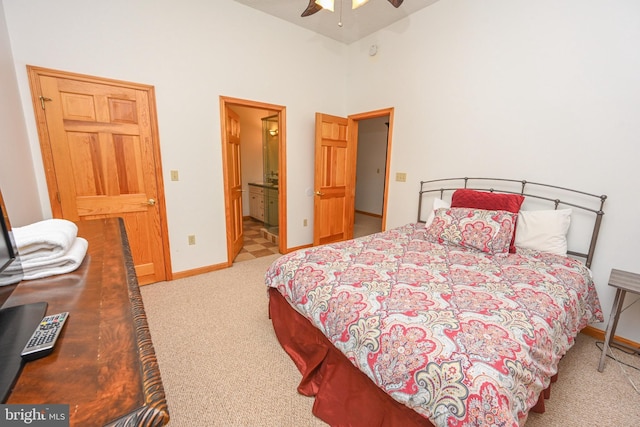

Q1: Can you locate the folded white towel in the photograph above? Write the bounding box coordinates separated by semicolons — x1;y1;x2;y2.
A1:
13;219;78;262
21;237;88;280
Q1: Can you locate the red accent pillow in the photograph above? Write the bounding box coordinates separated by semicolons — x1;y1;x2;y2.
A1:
451;189;525;253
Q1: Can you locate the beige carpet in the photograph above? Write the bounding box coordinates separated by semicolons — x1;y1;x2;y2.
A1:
140;254;640;426
353;212;382;238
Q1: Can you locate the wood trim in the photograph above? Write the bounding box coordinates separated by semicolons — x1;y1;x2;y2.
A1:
581;325;605;340
355;210;383;218
171;262;229;280
581;325;640;349
383;109;394;232
284;243;313;254
278;110;287;253
27;67;61;217
219;100;233;267
144;85;172;281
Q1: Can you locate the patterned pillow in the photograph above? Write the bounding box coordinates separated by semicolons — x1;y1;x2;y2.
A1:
451;189;525;253
425;207;517;254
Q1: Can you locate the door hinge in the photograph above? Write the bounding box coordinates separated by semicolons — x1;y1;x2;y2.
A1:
56;192;61;203
39;95;52;110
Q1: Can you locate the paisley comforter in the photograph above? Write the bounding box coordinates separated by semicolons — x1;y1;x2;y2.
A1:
265;223;603;427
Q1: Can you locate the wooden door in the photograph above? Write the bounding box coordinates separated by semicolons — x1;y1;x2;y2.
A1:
224;107;244;260
27;66;169;285
313;113;357;245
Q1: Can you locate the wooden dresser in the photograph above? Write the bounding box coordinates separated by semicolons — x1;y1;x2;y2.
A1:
5;218;169;427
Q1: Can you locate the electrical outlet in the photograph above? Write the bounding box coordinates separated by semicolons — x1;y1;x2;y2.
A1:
170;170;179;181
396;172;407;182
303;219;308;227
188;234;196;245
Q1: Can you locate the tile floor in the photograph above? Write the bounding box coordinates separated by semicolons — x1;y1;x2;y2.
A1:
234;218;281;263
235;213;382;263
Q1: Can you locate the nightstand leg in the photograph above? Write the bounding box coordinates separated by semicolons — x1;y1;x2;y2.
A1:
598;289;626;372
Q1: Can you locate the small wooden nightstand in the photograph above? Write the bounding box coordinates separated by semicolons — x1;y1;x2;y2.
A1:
598;269;640;372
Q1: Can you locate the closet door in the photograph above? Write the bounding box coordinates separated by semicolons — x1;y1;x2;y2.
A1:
28;66;170;285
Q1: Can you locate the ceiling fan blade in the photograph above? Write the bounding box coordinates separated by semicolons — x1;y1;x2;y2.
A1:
387;0;404;7
301;0;323;17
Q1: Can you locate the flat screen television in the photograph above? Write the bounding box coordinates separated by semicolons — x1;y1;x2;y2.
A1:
0;188;23;288
0;188;48;402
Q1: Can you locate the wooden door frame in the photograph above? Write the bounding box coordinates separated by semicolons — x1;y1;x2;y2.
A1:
26;65;173;281
219;96;287;265
349;107;394;232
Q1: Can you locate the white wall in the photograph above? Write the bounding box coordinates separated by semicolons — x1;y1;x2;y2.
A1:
1;0;348;272
355;116;388;215
0;3;40;225
347;0;640;341
3;0;640;341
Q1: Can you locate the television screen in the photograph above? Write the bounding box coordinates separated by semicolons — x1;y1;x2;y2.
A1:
0;188;22;296
0;188;41;403
0;227;11;271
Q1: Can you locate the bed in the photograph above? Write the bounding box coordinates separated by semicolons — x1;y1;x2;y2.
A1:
266;177;607;427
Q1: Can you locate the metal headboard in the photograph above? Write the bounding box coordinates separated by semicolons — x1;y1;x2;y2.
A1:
417;177;607;269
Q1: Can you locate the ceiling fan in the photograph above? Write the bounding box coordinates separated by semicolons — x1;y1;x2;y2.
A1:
302;0;404;17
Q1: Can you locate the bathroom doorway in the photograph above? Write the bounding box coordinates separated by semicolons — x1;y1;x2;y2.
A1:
219;96;286;265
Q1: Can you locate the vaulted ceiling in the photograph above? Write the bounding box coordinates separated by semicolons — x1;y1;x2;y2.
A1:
233;0;440;44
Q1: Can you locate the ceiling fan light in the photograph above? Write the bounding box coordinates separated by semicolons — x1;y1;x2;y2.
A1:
315;0;335;12
352;0;370;9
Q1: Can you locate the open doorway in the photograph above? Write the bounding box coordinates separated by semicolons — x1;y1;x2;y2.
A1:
219;97;287;265
350;108;393;239
353;115;389;238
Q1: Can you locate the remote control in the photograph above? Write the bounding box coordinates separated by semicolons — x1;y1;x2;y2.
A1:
21;312;69;361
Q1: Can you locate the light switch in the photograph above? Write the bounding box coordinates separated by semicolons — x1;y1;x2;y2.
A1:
170;170;179;181
396;172;407;182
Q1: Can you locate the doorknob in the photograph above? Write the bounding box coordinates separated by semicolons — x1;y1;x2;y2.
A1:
147;198;156;206
315;191;325;196
39;95;52;110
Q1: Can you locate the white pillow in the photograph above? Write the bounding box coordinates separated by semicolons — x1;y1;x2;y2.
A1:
425;198;451;227
514;209;572;255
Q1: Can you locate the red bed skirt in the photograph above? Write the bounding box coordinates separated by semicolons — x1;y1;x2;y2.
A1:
268;287;556;426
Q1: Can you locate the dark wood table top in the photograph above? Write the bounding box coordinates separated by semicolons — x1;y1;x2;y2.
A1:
5;218;169;427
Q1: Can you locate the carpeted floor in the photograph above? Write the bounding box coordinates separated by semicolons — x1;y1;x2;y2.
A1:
140;254;640;426
353;212;382;238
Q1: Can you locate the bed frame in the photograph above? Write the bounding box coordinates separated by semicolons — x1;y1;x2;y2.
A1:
417;177;607;268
